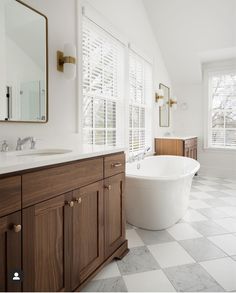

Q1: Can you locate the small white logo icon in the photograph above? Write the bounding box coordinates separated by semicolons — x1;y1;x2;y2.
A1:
13;272;20;281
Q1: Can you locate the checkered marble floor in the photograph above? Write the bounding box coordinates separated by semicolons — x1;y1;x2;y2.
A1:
82;176;236;292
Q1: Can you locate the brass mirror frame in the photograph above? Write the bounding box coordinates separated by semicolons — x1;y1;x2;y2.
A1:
0;0;49;123
159;83;170;127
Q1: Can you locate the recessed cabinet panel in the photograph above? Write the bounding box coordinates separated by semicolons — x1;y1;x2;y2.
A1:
0;212;21;292
23;193;72;292
104;173;125;258
71;181;104;289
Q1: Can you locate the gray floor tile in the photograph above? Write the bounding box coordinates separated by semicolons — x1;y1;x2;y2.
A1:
164;263;224;292
81;277;127;292
191;187;200;192
232;256;236;261
117;246;160;275
136;228;174;245
207;190;232;197
179;238;226;262
190;220;228;236
199;208;229;219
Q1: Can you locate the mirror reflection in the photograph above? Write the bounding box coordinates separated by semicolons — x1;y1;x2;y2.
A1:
159;83;170;127
0;0;47;122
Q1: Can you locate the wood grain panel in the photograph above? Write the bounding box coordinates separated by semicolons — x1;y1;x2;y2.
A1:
104;153;125;178
0;212;21;292
23;193;72;292
0;177;21;218
22;158;103;207
71;181;104;289
155;139;184;156
104;173;125;258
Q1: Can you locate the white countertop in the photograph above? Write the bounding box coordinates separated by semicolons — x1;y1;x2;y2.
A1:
0;145;126;176
155;136;197;140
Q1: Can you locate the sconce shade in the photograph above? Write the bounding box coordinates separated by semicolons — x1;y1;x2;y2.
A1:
158;98;164;107
57;43;76;80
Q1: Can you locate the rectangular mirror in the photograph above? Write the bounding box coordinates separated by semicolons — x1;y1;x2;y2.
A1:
0;0;48;123
159;83;170;127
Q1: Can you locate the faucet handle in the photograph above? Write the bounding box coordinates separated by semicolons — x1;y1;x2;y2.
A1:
30;137;36;149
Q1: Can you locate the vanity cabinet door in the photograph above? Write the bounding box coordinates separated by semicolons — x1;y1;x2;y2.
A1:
104;173;125;258
22;192;73;292
0;211;21;292
71;181;104;290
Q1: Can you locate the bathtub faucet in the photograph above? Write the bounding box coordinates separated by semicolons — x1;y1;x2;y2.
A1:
128;146;151;163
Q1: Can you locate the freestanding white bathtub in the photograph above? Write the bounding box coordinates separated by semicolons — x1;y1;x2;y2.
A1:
125;155;200;230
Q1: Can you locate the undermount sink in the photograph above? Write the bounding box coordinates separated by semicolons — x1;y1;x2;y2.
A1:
16;149;72;157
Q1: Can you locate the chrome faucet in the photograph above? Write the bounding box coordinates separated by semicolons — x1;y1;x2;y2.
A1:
16;137;36;151
128;146;151;163
1;140;9;152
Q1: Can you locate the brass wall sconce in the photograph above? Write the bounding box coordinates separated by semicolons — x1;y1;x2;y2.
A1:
168;98;178;109
57;43;76;80
155;89;164;107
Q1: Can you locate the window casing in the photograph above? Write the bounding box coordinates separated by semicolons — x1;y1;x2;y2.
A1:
207;71;236;149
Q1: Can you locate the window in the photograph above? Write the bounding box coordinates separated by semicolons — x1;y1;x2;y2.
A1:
82;17;124;146
208;71;236;148
128;52;152;154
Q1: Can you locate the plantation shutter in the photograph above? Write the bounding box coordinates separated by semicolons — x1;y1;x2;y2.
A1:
209;72;236;148
82;17;124;146
129;51;152;154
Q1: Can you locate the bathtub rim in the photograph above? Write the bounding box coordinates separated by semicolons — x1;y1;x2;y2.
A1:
126;155;200;181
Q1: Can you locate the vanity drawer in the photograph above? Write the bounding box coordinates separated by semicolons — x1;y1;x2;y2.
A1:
0;176;21;217
104;153;125;178
22;158;103;207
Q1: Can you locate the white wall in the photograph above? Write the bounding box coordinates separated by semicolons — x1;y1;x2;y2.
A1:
0;2;7;120
0;0;171;150
173;83;236;179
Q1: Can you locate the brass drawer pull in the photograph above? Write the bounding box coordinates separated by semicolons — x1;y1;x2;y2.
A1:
111;162;122;168
75;198;82;204
13;224;21;233
65;201;74;208
104;185;112;190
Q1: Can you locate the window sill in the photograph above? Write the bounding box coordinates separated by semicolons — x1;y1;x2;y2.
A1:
203;146;236;152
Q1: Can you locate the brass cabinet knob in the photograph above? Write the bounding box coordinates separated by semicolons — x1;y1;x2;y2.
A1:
66;201;74;208
75;198;82;204
111;162;122;168
104;185;112;190
13;224;22;233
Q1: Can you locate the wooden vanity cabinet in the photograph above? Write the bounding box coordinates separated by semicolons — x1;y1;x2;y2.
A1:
104;173;125;259
155;137;198;160
22;192;73;292
0;211;22;292
71;181;104;289
0;152;127;292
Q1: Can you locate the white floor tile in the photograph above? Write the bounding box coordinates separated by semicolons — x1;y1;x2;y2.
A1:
183;209;208;222
217;207;236;217
93;261;120;280
220;197;236;206
126;229;144;248
214;218;236;232
167;223;203;240
148;241;195;268
123;269;175;292
195;185;217;192
200;257;236;291
191;192;214;200
196;180;219;186
223;190;236;196
189;200;211;209
208;234;236;255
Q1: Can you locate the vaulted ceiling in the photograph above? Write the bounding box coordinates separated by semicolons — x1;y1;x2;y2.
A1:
143;0;236;85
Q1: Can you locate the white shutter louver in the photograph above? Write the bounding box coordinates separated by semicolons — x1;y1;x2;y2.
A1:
129;52;152;154
82;17;123;146
209;72;236;148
